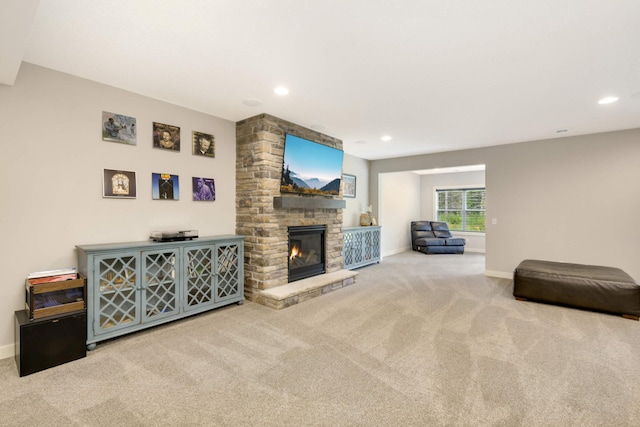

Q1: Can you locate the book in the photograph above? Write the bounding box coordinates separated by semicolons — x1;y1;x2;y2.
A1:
27;267;77;280
27;272;78;286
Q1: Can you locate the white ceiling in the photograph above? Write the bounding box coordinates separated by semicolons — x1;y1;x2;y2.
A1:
4;0;640;160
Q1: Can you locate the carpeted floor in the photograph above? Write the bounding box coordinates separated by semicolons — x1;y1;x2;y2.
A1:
1;252;639;426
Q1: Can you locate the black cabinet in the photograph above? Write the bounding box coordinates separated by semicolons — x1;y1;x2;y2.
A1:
14;310;86;377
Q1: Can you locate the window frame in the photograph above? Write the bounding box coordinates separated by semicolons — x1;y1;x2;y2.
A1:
433;185;486;234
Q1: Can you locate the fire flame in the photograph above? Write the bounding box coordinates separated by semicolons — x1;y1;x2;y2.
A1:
290;245;302;260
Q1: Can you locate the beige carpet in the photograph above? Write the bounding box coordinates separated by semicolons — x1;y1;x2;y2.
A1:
1;252;639;426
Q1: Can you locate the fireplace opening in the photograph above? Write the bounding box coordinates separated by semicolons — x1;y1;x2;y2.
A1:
288;225;326;282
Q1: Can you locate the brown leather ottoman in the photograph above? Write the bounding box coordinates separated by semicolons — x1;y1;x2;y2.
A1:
513;259;640;320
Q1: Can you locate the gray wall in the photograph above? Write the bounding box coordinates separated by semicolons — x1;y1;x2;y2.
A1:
379;171;421;256
342;154;370;227
370;129;640;279
0;63;237;354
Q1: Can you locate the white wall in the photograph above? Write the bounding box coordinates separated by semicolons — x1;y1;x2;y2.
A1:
370;129;640;280
379;171;421;256
0;63;237;355
342;154;370;227
420;170;486;252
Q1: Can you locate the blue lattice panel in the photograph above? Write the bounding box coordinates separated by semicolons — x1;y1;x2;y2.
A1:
96;254;139;332
184;246;213;308
142;250;179;320
343;232;355;267
216;244;240;301
372;229;381;258
354;232;363;264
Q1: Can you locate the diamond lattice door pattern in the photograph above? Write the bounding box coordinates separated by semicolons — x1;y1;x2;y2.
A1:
354;233;363;264
343;233;354;267
96;254;139;332
216;245;239;301
185;246;214;309
142;250;179;321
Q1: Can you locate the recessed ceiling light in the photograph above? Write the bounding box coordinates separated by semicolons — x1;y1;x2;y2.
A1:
310;124;327;131
274;86;289;96
555;128;569;134
242;98;263;107
381;135;392;142
598;96;619;104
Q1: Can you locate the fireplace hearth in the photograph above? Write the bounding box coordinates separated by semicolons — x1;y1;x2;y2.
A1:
288;225;326;282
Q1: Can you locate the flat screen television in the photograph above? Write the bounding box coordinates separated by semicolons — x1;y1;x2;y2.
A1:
280;134;344;197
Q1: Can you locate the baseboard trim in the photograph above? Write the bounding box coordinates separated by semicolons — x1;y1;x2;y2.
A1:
485;270;513;279
465;248;485;253
0;343;14;360
384;247;485;256
382;247;411;258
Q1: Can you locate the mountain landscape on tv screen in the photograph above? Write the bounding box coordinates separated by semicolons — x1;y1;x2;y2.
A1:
281;168;341;196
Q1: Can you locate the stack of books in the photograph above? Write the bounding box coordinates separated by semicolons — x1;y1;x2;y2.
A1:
27;267;78;286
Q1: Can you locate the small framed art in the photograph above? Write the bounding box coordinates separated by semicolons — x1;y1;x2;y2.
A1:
192;131;215;157
152;173;180;200
153;122;180;151
342;174;356;198
103;169;137;198
192;177;216;201
102;111;136;145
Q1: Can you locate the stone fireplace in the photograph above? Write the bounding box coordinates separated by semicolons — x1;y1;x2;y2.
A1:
236;114;357;309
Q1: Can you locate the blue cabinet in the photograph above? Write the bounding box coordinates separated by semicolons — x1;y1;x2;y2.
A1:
77;236;244;350
343;226;381;270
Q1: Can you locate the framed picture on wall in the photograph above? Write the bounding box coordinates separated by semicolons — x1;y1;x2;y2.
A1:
192;177;216;201
152;173;180;200
153;122;180;151
103;169;137;198
102;111;136;145
192;131;215;157
343;174;356;198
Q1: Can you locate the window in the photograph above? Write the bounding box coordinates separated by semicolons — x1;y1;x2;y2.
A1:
436;188;486;232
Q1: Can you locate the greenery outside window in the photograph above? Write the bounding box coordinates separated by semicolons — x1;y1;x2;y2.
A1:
436;188;486;232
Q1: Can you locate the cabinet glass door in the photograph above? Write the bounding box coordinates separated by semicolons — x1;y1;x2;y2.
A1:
363;230;373;261
183;245;214;311
343;232;355;268
353;232;364;265
142;249;179;322
371;229;381;259
215;243;240;303
94;253;140;335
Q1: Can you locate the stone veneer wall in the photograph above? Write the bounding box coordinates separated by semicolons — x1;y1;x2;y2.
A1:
236;114;344;304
